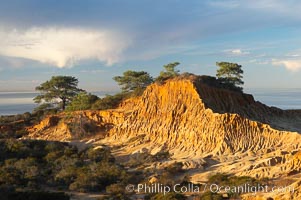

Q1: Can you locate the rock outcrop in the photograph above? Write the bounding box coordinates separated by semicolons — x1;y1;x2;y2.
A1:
26;115;71;141
91;77;297;159
26;75;301;199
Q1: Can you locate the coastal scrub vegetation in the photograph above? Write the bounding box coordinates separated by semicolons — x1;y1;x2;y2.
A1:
204;173;268;199
125;151;171;168
0;138;265;199
0;139;138;198
65;92;99;112
145;192;187;200
91;93;126;110
0;112;31;139
0;191;69;200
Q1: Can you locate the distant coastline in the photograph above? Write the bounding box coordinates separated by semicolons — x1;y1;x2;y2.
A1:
0;89;300;116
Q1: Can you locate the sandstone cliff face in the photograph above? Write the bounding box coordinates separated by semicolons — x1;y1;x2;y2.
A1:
109;77;301;199
27;77;301;161
106;78;301;156
26;76;301;198
26;110;126;141
26;115;72;141
200;86;301;133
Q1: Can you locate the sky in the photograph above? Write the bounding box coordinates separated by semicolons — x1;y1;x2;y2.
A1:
0;0;301;92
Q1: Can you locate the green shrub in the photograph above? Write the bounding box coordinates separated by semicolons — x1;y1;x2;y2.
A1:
0;139;133;193
32;103;59;120
153;151;170;161
86;148;115;163
66;92;99;111
106;183;125;195
0;191;69;200
0;112;33;139
208;173;259;186
206;173;265;199
92;93;126;110
15;129;28;138
165;162;184;174
125;151;170;168
65;116;99;139
99;193;131;200
199;191;223;200
149;192;186;200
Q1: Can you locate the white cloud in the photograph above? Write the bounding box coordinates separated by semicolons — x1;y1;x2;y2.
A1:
248;59;269;65
225;49;250;56
0;27;132;67
232;49;244;55
286;51;301;58
287;54;300;57
272;59;301;72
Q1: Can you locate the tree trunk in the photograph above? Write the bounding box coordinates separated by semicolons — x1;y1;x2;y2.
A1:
62;98;66;110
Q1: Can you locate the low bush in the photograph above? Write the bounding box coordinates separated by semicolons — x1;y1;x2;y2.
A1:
0;191;69;200
145;192;186;200
0;139;134;193
199;191;223;200
92;93;127;110
125;151;170;168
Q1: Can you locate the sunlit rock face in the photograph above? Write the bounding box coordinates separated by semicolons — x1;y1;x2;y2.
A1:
26;75;301;199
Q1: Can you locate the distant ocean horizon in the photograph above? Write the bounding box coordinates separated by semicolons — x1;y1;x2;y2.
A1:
0;89;300;116
0;91;110;116
244;88;301;110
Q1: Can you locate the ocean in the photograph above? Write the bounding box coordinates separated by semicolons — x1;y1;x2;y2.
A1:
0;89;300;116
0;92;38;116
0;91;108;116
245;88;301;110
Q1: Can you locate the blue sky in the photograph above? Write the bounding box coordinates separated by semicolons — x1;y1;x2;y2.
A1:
0;0;301;92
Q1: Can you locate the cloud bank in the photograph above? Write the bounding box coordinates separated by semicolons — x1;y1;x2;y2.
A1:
1;1;301;70
0;27;131;67
272;59;301;72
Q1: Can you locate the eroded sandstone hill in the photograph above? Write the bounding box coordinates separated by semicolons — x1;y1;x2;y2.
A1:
26;75;301;199
109;75;301;155
27;74;301;160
